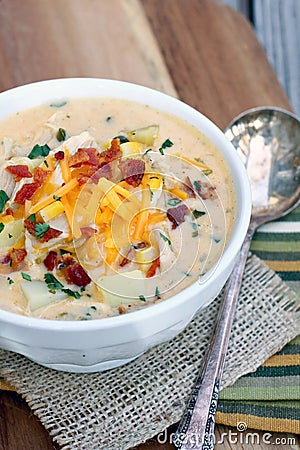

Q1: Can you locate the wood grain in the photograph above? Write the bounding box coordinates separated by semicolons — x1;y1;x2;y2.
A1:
0;0;296;449
142;0;292;129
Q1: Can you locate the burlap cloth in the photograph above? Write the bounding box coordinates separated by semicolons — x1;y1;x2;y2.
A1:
0;255;299;449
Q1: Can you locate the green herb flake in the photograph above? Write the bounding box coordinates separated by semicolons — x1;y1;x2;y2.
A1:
8;233;13;239
168;198;181;206
213;237;221;243
0;190;9;213
59;249;72;255
62;288;81;299
106;116;112;122
7;277;14;285
43;159;49;168
28;213;36;222
159;232;171;246
90;305;97;311
192;231;199;238
21;272;31;282
0;223;4;234
34;223;50;239
44;273;64;291
159;138;173;155
139;295;146;302
56;128;66;142
50;101;67;108
155;286;161;299
192;210;206;219
202;169;213;176
143;148;152;156
149;188;153;201
194;181;201;191
28;144;50;159
53;195;61;201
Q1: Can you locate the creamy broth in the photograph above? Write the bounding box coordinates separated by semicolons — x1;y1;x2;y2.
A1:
0;98;235;320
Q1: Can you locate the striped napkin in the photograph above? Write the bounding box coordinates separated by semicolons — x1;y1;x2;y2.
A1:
216;205;300;434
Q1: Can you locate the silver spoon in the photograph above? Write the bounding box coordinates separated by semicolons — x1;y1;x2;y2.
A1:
173;106;300;450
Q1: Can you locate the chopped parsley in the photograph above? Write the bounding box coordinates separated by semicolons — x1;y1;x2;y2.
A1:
114;135;129;144
60;249;72;255
44;273;81;299
149;188;153;201
21;272;31;282
7;277;14;285
90;305;97;311
202;168;213;176
192;231;199;238
56;128;66;142
159;138;173;155
139;295;146;302
0;190;9;213
155;286;161;299
213;237;221;243
194;180;202;191
106;116;112;122
53;195;61;201
28;213;36;222
43;159;49;168
34;223;50;239
61;288;81;299
44;273;64;290
0;223;4;234
28;144;50;159
8;233;13;239
159;232;171;245
50;101;67;108
143;148;152;156
168;198;181;206
192;209;206;219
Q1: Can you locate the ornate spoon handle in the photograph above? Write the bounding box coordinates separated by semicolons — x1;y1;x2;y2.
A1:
173;230;253;450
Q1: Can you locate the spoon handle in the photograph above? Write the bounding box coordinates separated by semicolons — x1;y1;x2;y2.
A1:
173;229;253;450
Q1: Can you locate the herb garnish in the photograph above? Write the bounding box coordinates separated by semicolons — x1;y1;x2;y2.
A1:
168;198;181;206
155;286;161;299
192;231;199;238
114;135;129;144
28;144;50;159
53;195;61;201
56;128;66;142
0;190;9;213
59;249;72;256
143;148;152;156
44;273;81;299
0;223;4;233
21;272;32;281
34;223;50;239
8;233;13;239
192;210;206;219
50;101;67;108
28;213;36;222
149;188;153;201
43;159;49;168
106;116;112;122
194;180;202;191
7;277;14;285
139;295;146;302
159;138;173;155
159;232;171;245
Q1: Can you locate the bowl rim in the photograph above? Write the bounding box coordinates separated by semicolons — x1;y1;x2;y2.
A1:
0;77;251;331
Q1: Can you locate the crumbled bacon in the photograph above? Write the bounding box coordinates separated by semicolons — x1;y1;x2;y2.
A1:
69;148;91;167
194;181;217;200
15;183;40;204
24;218;62;243
0;254;11;265
82;148;99;166
182;176;196;198
6;165;32;180
66;263;91;287
167;204;189;229
9;248;27;268
39;227;62;243
56;253;76;270
101;138;122;163
33;167;50;186
5;208;14;216
43;251;58;271
146;257;160;278
80;227;96;238
54;150;65;160
119;158;145;187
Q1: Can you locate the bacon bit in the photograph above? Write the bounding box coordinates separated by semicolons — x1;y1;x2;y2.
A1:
119;256;130;267
24;218;62;242
15;183;40;204
9;248;27;268
56;253;76;270
101;138;122;163
5;208;14;216
80;227;96;238
43;251;58;271
146;257;160;278
39;227;62;243
33;167;51;186
69;148;91;167
54;150;65;160
167;204;189;229
6;165;32;180
118;305;127;314
78;163;112;185
66;263;91;287
0;254;11;265
119;247;135;267
182;176;196;198
119;158;145;187
194;181;217;200
82;148;99;166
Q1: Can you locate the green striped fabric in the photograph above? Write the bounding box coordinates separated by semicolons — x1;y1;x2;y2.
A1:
216;206;300;433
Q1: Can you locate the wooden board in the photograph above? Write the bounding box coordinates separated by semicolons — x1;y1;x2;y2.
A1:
0;0;295;449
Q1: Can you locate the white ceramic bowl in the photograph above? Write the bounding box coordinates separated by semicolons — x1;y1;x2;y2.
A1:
0;79;251;372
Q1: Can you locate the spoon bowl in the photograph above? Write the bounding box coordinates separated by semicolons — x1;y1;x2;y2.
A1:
225;107;300;227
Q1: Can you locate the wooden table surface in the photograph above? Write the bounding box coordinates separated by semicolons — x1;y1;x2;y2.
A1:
0;1;296;449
